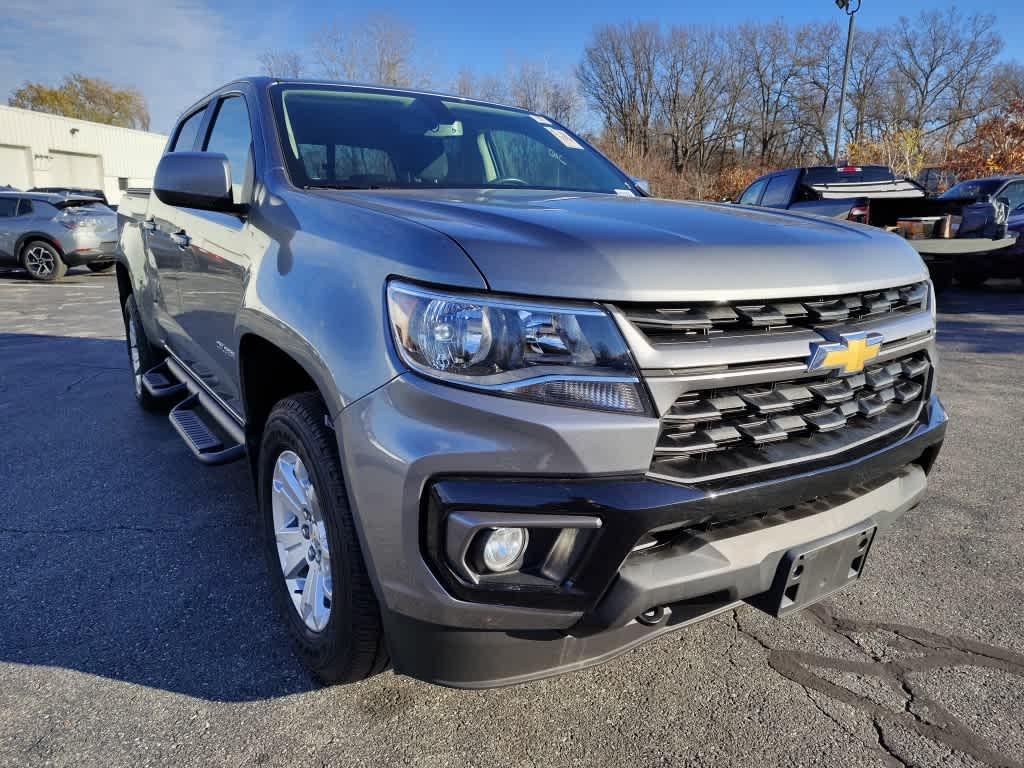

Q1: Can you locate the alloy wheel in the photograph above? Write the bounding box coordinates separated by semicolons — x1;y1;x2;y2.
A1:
127;312;142;396
24;245;55;278
271;450;333;632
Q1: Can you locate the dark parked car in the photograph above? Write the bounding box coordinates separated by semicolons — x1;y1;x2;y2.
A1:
938;176;1024;287
739;165;1018;291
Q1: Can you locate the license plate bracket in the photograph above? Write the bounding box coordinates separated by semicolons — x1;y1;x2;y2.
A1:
751;524;877;618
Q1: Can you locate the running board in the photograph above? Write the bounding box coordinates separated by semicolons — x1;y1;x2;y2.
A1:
163;357;246;466
142;361;188;400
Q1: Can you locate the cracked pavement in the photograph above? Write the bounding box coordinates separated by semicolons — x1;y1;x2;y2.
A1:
1;267;1022;767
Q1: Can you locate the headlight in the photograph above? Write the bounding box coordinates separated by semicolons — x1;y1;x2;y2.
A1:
386;281;648;414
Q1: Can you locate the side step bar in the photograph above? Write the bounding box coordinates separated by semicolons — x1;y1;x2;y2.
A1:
152;356;246;465
141;361;188;400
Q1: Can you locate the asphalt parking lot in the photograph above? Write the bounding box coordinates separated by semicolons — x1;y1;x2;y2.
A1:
1;267;1022;768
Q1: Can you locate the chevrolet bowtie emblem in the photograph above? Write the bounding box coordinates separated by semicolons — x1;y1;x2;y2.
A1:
807;331;884;374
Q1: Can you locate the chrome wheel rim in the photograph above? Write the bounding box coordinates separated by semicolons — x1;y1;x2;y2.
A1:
127;312;142;396
25;245;55;277
271;450;332;631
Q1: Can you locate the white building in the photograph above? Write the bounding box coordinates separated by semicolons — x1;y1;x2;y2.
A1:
0;105;167;206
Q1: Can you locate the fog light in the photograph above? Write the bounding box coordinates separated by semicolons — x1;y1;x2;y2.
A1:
480;527;528;572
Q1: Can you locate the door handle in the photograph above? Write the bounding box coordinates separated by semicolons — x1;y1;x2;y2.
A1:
141;218;156;232
169;231;191;249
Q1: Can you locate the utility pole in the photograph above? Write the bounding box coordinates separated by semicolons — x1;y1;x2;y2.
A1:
833;0;862;164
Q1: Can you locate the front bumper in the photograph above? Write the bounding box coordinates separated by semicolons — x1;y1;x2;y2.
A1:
338;371;946;687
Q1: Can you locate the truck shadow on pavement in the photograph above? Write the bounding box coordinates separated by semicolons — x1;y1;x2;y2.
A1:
0;333;319;702
734;603;1024;768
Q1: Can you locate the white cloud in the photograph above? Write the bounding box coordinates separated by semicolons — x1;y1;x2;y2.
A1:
0;0;279;132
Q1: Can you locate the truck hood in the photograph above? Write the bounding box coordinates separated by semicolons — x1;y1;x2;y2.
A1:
315;188;928;302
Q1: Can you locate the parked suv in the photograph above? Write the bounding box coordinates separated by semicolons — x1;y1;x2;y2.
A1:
0;191;118;280
115;78;947;688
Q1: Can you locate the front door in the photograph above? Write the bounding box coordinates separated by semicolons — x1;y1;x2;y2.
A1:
172;94;255;415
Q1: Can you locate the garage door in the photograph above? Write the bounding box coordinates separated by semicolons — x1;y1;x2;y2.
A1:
48;151;103;189
0;144;32;190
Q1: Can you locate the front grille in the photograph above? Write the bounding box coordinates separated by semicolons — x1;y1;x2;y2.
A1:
650;352;930;483
621;282;928;341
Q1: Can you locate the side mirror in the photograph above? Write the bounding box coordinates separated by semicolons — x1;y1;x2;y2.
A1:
631;177;651;196
153;152;242;213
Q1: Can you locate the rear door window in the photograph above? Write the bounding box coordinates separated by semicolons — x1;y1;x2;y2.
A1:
739;179;768;205
16;199;33;216
0;198;17;217
760;174;796;207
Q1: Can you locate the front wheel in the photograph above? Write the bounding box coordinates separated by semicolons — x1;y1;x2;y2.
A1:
259;393;388;685
21;240;67;282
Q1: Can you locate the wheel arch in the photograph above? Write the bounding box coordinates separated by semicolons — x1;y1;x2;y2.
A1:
16;233;63;260
236;319;341;475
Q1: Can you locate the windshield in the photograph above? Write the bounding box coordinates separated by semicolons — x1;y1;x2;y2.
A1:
271;85;634;194
940;180;1003;200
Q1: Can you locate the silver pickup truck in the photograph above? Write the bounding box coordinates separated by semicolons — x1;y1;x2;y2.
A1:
115;77;947;688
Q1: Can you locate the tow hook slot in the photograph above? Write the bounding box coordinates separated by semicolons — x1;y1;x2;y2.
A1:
636;606;666;626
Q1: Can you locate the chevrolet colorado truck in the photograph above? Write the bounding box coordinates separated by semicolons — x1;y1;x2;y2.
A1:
115;78;947;688
739;165;1018;292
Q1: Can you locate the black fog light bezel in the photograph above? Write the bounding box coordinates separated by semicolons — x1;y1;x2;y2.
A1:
422;482;608;611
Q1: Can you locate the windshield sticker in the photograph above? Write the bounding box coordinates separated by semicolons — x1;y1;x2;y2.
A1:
545;127;583;149
530;114;552;124
614;189;636;197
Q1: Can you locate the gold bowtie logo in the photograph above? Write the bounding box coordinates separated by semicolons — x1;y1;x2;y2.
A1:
807;331;884;374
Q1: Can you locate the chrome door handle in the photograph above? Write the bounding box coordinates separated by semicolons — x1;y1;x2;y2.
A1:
141;218;156;232
169;231;191;249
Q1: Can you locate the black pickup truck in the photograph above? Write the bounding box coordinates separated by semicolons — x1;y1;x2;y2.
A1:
739;165;1017;291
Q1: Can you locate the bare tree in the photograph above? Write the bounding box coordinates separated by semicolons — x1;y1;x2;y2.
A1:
789;22;843;162
886;10;1001;142
311;13;429;87
258;50;305;79
659;26;743;188
734;21;802;167
845;28;890;146
577;22;661;158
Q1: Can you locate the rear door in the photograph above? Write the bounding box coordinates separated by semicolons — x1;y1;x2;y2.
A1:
172;93;255;414
145;106;210;353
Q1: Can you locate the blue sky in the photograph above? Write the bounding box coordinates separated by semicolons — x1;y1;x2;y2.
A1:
2;0;1022;133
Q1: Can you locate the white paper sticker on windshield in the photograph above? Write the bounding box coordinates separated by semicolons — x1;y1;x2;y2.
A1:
545;127;583;149
614;189;636;197
530;114;552;124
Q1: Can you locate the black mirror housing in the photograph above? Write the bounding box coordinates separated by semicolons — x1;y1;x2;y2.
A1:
154;152;241;213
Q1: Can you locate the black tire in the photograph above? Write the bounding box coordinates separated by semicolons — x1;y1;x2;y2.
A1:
259;393;388;685
957;272;987;289
122;295;165;411
87;262;115;273
21;240;67;282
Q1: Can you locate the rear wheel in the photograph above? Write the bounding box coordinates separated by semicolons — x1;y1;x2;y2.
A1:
87;262;115;273
122;295;165;411
259;393;388;685
21;240;67;282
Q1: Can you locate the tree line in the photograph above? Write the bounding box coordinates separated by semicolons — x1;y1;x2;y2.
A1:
258;7;1024;198
9;7;1022;198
